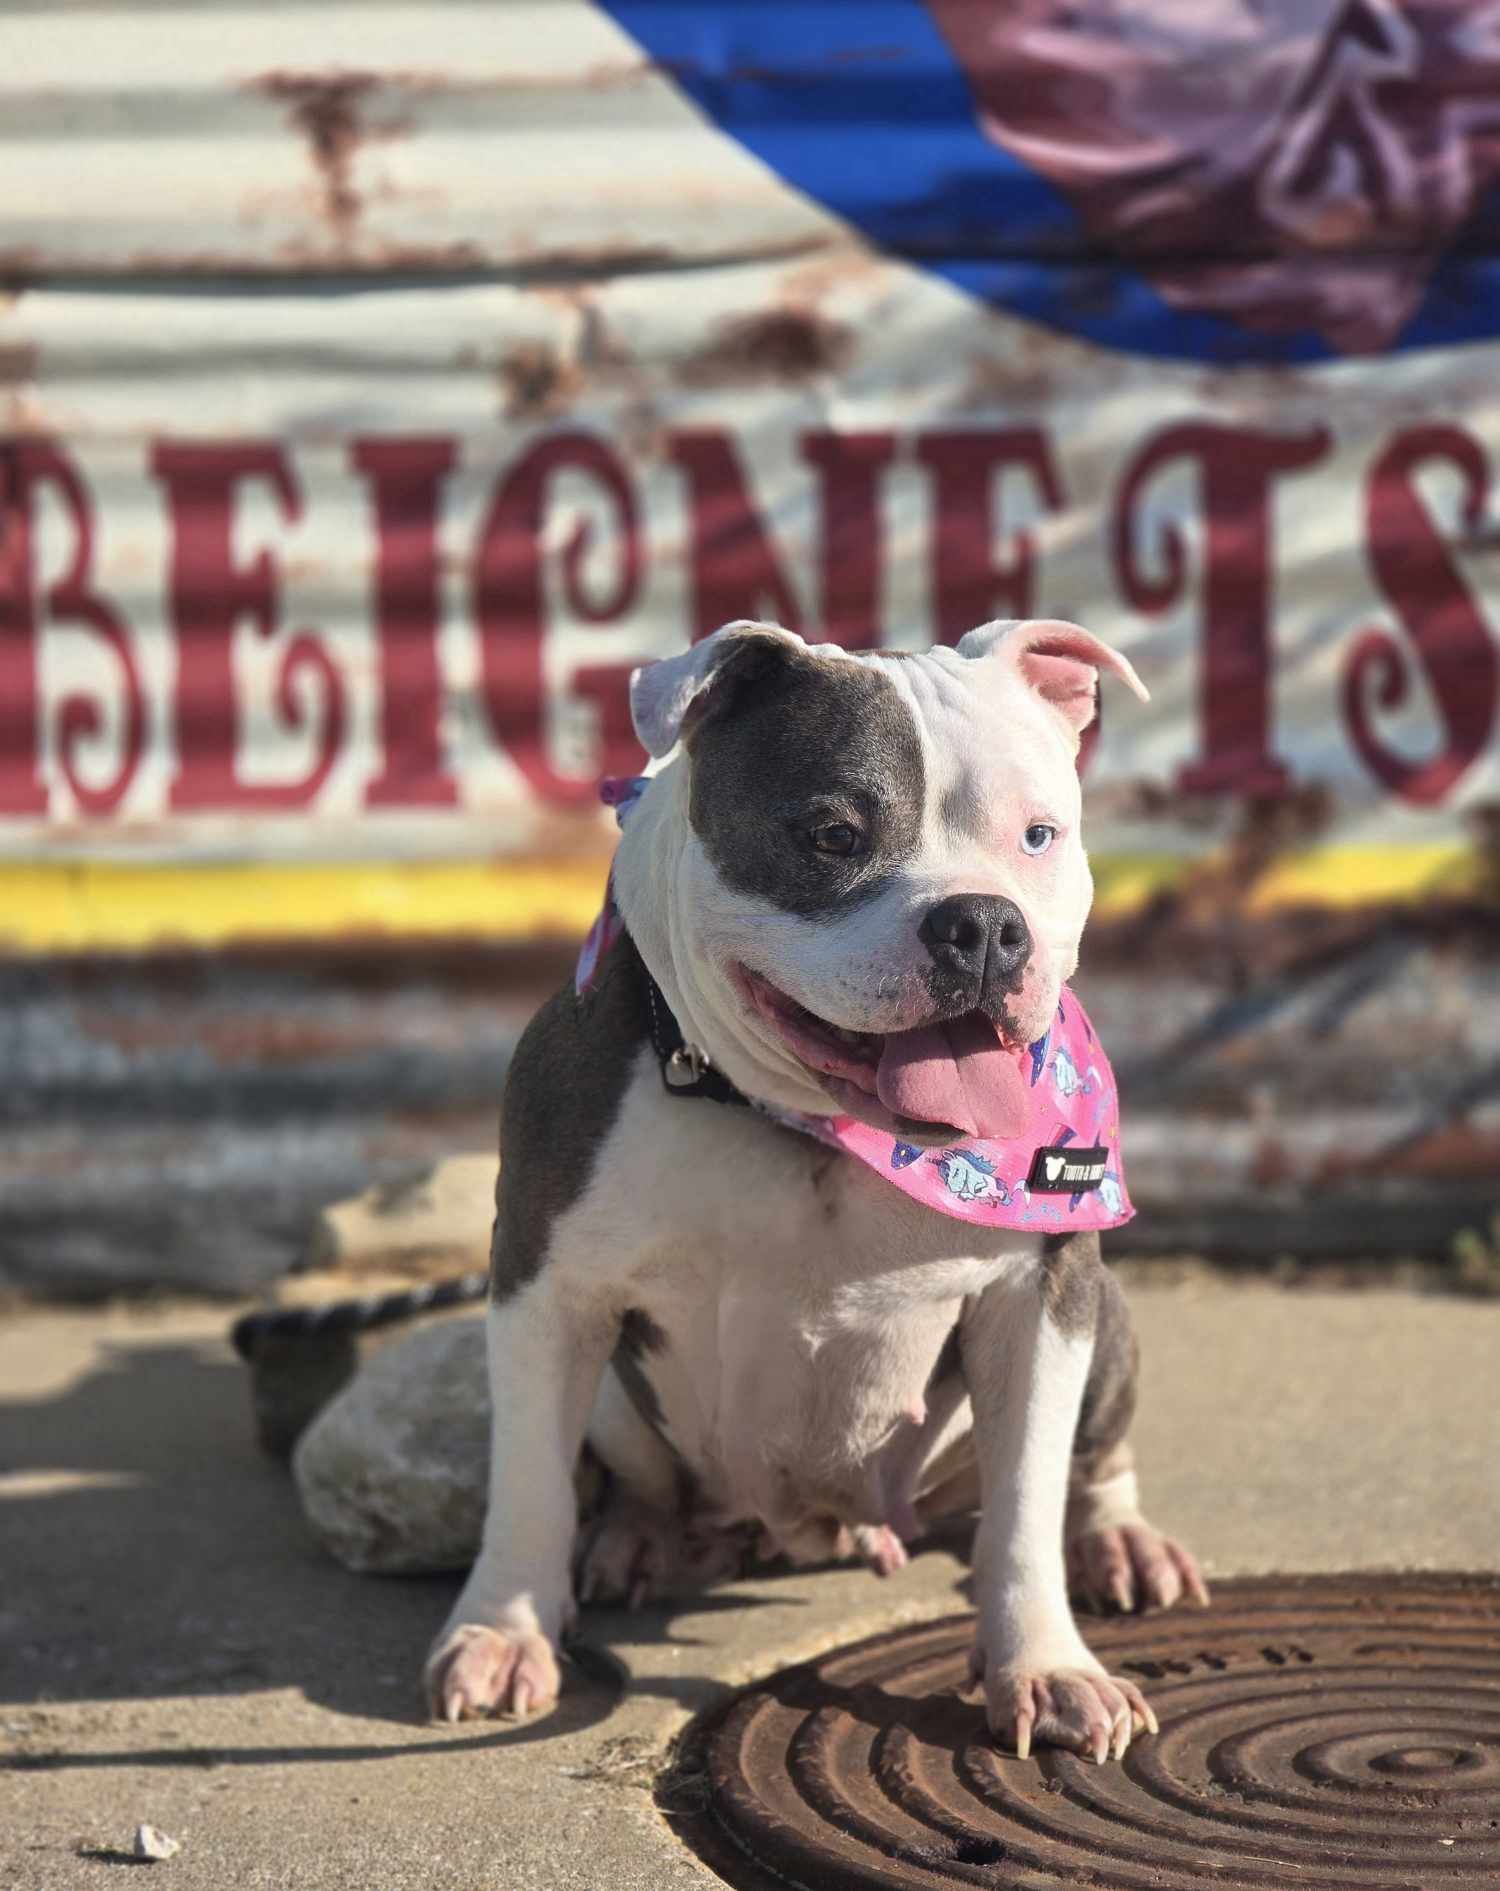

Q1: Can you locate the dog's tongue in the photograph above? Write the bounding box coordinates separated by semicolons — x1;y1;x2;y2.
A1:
874;1012;1029;1139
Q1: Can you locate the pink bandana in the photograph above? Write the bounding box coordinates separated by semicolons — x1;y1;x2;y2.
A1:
581;779;1133;1234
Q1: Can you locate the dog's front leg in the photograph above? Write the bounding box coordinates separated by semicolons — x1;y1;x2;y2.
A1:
424;1274;616;1722
961;1251;1155;1763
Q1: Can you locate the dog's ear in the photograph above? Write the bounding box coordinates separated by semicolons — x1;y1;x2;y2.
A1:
630;620;807;758
957;618;1148;738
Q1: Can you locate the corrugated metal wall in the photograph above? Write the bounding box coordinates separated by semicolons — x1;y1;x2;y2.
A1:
5;0;1499;952
3;1;1499;1287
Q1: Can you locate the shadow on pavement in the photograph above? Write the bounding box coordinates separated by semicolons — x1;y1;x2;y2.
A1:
1;1322;893;1767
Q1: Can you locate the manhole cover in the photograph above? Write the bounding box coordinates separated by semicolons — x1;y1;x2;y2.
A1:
678;1575;1500;1890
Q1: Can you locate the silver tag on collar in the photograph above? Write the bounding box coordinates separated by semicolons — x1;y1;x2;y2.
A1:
664;1043;710;1088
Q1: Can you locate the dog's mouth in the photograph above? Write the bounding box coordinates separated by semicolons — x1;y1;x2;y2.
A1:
741;970;1030;1141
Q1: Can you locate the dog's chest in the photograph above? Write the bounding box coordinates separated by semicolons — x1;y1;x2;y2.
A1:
635;1262;968;1539
584;1078;1023;1540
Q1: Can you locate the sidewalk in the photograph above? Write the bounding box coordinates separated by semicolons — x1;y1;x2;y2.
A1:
4;1282;1497;1890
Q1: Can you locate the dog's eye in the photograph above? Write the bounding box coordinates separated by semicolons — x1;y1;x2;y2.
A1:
808;822;862;857
1021;823;1056;856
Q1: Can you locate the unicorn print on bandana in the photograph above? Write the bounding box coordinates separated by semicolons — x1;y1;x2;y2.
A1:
1051;1046;1100;1100
933;1149;1017;1207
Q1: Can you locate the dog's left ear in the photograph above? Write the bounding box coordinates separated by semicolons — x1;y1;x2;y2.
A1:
630;620;807;758
957;618;1148;737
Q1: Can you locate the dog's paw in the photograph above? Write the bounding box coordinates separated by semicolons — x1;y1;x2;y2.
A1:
851;1522;909;1578
1067;1521;1209;1615
979;1657;1157;1764
574;1506;672;1608
574;1505;754;1607
424;1623;560;1723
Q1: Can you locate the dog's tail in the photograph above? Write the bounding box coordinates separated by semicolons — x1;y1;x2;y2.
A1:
230;1271;489;1459
229;1271;488;1362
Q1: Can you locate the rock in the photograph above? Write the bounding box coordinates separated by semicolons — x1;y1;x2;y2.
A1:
133;1824;181;1861
292;1318;489;1574
233;1152;499;1461
306;1153;497;1275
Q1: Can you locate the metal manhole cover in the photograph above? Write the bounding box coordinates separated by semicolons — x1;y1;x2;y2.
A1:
677;1575;1500;1890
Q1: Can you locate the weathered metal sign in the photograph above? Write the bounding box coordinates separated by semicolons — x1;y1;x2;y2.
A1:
3;0;1499;949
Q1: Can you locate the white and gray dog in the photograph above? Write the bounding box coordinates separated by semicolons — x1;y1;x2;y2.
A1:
425;616;1206;1764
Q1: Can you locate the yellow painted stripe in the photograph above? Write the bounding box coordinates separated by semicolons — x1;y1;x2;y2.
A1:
1089;854;1194;918
0;842;1484;954
0;858;611;953
1092;841;1481;918
1247;841;1480;910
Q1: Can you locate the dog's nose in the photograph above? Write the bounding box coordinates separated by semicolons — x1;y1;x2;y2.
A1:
919;894;1031;984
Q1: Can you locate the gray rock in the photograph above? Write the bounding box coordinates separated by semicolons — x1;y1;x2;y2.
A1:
133;1823;181;1861
292;1317;489;1574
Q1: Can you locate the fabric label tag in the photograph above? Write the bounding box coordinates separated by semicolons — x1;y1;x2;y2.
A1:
1027;1145;1109;1194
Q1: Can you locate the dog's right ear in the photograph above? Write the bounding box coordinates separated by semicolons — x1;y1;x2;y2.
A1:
630;620;807;758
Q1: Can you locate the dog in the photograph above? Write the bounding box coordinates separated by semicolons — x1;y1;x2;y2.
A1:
424;616;1206;1763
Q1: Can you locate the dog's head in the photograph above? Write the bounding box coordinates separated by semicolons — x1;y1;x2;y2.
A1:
614;619;1146;1143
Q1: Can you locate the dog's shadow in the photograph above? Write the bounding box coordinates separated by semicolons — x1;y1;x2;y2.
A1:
3;1328;970;1770
1;1332;601;1764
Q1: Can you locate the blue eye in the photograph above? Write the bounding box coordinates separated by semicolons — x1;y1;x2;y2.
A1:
1021;823;1056;856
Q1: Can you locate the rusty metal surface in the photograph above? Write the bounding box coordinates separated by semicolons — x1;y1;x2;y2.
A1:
682;1576;1500;1891
1090;923;1500;1259
4;921;1497;1299
0;944;566;1297
3;0;1499;909
0;4;832;278
4;2;1500;1283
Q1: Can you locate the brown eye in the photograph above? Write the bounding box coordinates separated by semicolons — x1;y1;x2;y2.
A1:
809;821;862;856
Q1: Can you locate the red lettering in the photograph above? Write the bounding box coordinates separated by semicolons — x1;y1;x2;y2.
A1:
472;433;642;804
915;429;1064;644
353;438;459;808
800;431;895;648
0;439;144;815
667;431;801;640
1344;425;1498;805
1114;423;1328;796
0;444;48;815
154;442;345;810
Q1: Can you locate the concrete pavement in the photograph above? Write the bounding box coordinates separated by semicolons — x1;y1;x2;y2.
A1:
3;1280;1497;1889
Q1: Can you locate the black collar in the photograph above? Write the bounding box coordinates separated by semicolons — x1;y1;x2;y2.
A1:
642;970;750;1108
